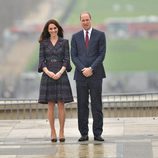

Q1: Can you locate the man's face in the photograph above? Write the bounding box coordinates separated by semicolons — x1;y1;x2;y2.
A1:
80;13;91;31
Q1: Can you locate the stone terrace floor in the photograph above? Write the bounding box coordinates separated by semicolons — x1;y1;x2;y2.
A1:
1;117;158;158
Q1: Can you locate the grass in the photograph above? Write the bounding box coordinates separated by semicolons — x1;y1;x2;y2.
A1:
66;0;158;25
27;0;158;72
65;0;158;72
26;45;39;71
28;38;158;73
105;38;158;72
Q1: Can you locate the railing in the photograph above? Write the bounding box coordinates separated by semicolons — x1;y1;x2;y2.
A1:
0;92;158;119
102;92;158;118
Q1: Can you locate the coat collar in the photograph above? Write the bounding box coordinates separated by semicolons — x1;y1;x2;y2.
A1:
44;37;64;51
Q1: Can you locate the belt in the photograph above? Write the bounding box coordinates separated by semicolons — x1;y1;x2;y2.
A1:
50;59;63;62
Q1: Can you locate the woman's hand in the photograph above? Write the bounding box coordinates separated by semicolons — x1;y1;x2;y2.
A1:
53;66;66;80
43;67;55;78
44;66;65;80
53;71;62;80
47;70;55;78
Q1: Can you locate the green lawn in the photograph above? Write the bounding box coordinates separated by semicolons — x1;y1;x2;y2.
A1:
27;0;158;73
29;38;158;73
26;45;39;71
106;38;158;72
66;0;158;25
65;0;158;72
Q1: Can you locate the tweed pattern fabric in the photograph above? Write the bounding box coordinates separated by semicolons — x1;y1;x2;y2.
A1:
38;38;73;104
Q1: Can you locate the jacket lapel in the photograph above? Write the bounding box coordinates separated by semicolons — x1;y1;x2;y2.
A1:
80;29;96;51
88;29;95;47
79;31;86;49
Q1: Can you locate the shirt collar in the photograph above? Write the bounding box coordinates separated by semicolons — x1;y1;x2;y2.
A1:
83;27;92;37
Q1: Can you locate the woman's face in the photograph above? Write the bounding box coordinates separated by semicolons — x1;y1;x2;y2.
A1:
48;23;58;37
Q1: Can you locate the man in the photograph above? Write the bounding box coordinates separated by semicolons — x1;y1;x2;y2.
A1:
71;11;106;141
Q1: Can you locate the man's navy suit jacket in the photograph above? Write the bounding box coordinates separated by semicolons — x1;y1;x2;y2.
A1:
71;28;106;81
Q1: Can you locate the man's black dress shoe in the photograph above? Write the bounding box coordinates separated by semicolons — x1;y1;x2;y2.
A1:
94;136;104;141
78;135;89;142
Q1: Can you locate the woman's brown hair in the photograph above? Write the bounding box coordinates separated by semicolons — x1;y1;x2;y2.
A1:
39;19;63;43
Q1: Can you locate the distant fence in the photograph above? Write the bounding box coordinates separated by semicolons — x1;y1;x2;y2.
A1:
0;92;158;119
102;92;158;118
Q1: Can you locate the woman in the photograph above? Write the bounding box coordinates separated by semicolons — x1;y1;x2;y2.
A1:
38;19;73;142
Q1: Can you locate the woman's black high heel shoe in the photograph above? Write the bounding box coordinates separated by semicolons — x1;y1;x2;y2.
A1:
51;134;57;142
59;138;65;142
51;138;57;142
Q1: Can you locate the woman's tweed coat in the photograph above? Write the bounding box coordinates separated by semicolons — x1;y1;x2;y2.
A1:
38;37;73;104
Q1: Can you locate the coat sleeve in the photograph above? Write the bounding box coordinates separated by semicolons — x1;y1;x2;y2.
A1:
62;40;72;72
91;32;106;70
38;42;47;73
71;35;85;71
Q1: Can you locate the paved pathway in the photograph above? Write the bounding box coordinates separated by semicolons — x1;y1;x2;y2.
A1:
0;118;158;157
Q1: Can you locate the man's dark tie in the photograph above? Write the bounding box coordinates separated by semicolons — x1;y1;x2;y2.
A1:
85;31;89;48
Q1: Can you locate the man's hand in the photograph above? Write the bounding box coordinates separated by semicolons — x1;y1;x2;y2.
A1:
82;67;93;77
